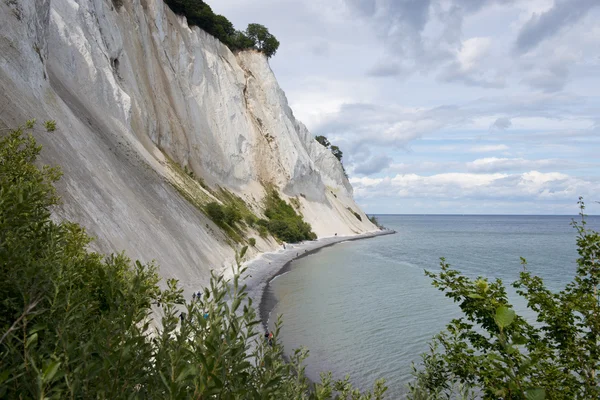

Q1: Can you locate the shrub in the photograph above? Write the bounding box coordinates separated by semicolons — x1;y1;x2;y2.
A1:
368;215;383;229
258;225;268;238
408;199;600;399
244;214;257;227
315;135;330;148
330;145;343;162
205;201;225;224
348;207;362;221
264;190;316;243
257;218;269;227
0;124;387;398
223;204;241;225
248;237;256;246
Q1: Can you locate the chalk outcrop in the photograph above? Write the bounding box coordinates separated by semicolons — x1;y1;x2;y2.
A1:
0;0;377;292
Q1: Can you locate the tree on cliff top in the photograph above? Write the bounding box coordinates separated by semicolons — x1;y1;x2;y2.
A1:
162;1;280;58
330;145;343;162
245;23;280;58
315;135;331;148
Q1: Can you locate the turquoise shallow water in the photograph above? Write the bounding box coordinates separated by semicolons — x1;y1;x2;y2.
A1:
266;215;600;397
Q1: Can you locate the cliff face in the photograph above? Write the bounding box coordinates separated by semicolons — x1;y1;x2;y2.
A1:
0;0;377;290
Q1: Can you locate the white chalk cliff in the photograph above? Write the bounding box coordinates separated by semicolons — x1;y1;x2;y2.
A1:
0;0;377;292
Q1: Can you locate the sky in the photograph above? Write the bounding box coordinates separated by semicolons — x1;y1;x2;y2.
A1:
210;0;600;215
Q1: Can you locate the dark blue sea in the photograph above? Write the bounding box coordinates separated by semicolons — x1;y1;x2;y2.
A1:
266;214;600;397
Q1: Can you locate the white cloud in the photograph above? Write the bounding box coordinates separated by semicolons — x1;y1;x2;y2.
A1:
457;37;491;72
350;171;600;203
465;157;590;173
468;144;510;152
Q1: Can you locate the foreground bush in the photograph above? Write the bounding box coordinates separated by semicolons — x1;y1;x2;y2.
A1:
0;124;386;398
409;199;600;399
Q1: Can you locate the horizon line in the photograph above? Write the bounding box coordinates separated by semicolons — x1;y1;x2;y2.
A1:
367;213;600;217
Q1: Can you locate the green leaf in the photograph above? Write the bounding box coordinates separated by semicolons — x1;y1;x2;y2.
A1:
25;332;38;348
42;360;61;383
176;364;196;382
467;293;484;299
495;306;515;329
525;388;546;400
239;245;248;259
0;370;10;384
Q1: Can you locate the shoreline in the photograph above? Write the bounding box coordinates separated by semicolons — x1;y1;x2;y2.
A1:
240;229;396;332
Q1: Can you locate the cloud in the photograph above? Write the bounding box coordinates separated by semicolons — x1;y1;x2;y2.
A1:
524;63;569;93
468;144;510;152
383;157;594;176
490;117;512;130
314;103;469;150
366;62;404;77
514;0;600;54
465;158;589;173
344;0;377;17
342;0;513;88
350;171;600;202
352;155;392;175
437;36;506;88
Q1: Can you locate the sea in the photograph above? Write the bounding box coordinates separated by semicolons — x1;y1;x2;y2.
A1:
264;214;600;398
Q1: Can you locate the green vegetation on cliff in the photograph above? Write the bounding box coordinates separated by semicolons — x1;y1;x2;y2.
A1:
263;190;317;243
162;0;280;58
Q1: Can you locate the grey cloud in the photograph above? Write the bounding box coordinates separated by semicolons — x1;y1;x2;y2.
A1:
353;155;392;175
344;0;377;17
490;117;512;130
366;62;404;77
525;64;569;93
514;0;599;54
343;0;512;88
438;64;506;89
315;103;468;151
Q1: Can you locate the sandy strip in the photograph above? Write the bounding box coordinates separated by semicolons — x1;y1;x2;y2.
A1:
239;229;396;330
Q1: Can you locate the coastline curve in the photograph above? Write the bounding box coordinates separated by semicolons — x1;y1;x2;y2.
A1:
240;229;396;331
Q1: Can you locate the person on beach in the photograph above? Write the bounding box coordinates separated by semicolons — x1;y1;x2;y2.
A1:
268;331;274;346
